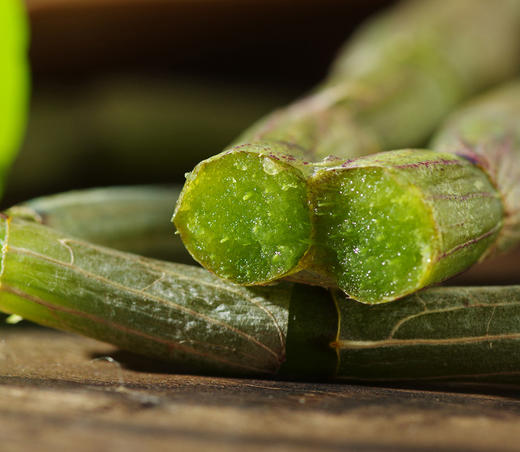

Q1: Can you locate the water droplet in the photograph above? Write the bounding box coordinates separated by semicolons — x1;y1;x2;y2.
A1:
262;158;281;175
272;251;282;263
242;192;253;201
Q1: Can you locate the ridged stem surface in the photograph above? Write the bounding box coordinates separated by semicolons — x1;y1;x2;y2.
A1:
432;80;520;253
1;193;520;381
10;185;188;261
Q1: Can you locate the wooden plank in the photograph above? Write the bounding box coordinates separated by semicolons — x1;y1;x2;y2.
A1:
2;327;520;451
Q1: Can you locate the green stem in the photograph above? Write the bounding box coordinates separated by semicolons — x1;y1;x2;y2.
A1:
8;185;191;262
332;286;520;383
1;193;520;382
7;76;289;200
0;213;292;376
432;80;520;254
309;150;503;303
173;0;520;287
177;80;520;304
307;80;520;303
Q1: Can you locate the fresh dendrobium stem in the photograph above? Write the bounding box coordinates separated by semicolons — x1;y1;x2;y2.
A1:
177;78;520;303
310;151;503;303
174;143;313;284
10;185;190;261
431;81;520;254
309;80;520;303
311;82;520;303
0;214;292;376
330;286;520;382
1;194;520;381
173;0;520;286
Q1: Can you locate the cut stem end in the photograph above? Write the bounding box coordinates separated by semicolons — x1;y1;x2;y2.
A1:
312;167;436;303
173;151;312;284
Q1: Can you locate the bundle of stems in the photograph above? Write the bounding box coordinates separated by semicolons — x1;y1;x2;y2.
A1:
2;0;520;382
176;79;520;305
173;0;520;292
1;186;520;382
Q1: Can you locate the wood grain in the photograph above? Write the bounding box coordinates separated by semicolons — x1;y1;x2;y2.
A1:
2;327;520;451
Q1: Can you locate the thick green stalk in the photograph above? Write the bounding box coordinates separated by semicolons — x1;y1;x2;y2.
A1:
309;150;503;303
173;143;314;284
432;81;520;254
176;80;520;304
8;185;191;262
332;286;520;382
0;215;291;376
1;199;520;381
308;80;520;303
173;0;520;286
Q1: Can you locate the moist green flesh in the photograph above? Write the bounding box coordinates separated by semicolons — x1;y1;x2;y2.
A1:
314;167;436;303
174;152;311;284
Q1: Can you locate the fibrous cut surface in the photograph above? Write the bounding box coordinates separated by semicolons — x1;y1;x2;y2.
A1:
313;167;437;303
174;152;311;284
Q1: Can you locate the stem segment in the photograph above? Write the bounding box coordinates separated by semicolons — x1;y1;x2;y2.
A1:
310;150;503;303
313;80;520;303
173;144;312;284
333;286;520;382
173;0;520;287
9;185;189;262
0;214;291;376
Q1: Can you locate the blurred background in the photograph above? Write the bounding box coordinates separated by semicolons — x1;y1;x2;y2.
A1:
5;0;395;206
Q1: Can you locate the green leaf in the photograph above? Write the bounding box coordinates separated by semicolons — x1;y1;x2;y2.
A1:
0;0;29;184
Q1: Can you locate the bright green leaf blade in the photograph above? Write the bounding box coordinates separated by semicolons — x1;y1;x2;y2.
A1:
0;0;29;184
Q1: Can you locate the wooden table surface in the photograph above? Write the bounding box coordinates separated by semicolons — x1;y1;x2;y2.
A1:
2;326;520;452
